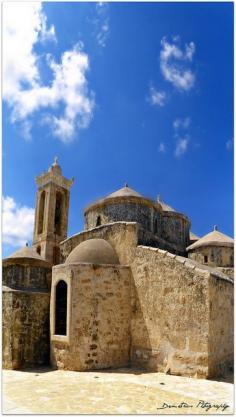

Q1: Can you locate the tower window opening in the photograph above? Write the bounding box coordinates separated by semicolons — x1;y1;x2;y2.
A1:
96;216;101;227
38;191;46;235
55;192;63;235
36;246;41;255
55;280;67;336
204;255;208;263
53;246;60;265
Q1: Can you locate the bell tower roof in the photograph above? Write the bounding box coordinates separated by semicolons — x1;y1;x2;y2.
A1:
36;157;74;190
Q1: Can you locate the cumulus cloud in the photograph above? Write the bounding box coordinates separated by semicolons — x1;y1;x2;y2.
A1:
95;2;110;48
160;37;195;91
174;136;189;157
2;196;35;247
3;2;94;142
148;86;167;107
173;117;191;130
158;142;166;153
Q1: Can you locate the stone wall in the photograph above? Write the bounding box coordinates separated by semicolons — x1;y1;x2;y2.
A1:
60;222;139;265
60;222;183;267
188;246;234;267
130;246;233;378
3;287;50;369
85;200;162;235
208;275;234;378
2;262;51;369
161;212;190;254
50;263;131;371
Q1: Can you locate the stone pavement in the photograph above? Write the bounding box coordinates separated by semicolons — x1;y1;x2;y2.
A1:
2;367;234;414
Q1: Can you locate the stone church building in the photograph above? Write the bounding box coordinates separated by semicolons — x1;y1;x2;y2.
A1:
3;159;234;379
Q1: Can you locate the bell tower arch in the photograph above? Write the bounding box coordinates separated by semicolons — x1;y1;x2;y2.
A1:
32;157;74;265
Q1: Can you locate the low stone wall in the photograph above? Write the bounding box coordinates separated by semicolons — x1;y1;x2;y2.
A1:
130;246;233;378
50;263;131;371
208;275;234;378
3;287;50;369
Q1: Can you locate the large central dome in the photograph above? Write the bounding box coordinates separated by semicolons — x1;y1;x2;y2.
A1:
105;184;142;199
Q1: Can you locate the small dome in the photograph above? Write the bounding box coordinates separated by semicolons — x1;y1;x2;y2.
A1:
187;228;234;251
157;195;175;212
65;239;119;265
3;244;50;266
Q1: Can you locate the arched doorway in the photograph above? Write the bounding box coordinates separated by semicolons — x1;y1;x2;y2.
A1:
55;280;67;335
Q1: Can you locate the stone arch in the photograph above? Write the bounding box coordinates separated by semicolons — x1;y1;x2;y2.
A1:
54;191;63;235
38;191;46;234
55;280;67;336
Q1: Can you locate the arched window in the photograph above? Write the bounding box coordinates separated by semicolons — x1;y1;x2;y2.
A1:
54;192;63;235
55;280;67;336
38;191;46;234
36;245;41;255
96;216;101;227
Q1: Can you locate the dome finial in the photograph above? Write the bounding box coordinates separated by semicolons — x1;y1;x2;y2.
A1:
124;182;128;188
157;194;161;202
26;242;28;247
214;225;218;231
54;156;58;165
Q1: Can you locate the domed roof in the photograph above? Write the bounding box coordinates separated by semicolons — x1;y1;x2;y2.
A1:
187;226;234;251
157;195;175;212
190;231;199;241
3;244;50;266
65;239;119;265
106;184;142;199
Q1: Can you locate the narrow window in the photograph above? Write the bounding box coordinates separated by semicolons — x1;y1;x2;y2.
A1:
55;192;63;235
154;218;158;234
38;191;45;234
36;246;41;255
96;216;101;226
204;255;208;263
55;280;67;336
53;246;60;265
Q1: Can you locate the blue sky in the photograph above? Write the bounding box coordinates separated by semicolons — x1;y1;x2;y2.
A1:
3;2;233;257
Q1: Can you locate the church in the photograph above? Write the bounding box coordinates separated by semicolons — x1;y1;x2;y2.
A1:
3;158;234;379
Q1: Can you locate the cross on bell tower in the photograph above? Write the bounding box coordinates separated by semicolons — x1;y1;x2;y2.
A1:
32;157;74;265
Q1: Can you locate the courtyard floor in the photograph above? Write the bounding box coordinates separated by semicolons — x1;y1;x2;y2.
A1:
2;367;234;415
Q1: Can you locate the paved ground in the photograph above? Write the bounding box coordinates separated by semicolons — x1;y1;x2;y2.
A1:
2;367;234;414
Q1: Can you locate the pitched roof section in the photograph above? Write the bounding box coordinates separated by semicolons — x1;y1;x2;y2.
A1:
187;227;234;251
157;195;176;212
106;184;142;199
190;231;199;241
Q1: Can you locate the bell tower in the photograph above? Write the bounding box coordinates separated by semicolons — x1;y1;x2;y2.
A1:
32;157;74;265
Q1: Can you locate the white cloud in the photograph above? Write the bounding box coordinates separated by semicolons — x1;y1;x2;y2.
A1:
160;37;195;91
149;86;167;107
3;2;94;142
226;139;233;151
173;117;191;130
95;2;110;48
158;142;166;153
2;196;35;247
175;136;189;157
